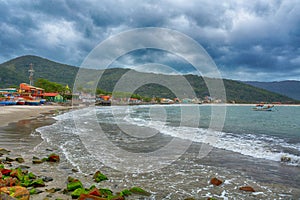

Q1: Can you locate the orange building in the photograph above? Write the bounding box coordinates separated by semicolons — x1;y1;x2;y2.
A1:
19;83;44;97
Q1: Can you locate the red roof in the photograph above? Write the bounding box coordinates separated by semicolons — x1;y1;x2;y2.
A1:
44;92;59;97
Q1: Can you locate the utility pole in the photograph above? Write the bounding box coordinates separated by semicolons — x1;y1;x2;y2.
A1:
28;63;34;85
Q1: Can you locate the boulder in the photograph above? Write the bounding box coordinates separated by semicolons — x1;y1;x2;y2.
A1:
93;171;108;183
67;180;83;191
129;187;151;196
1;168;12;175
0;148;10;155
239;186;255;192
78;194;107;200
0;186;30;200
32;159;44;164
89;188;101;197
281;156;291;162
210;177;223;186
5;157;15;162
15;157;25;163
0;193;16;200
47;153;60;162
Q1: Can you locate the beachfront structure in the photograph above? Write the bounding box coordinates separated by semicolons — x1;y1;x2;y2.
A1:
0;88;18;93
43;92;64;102
19;83;44;97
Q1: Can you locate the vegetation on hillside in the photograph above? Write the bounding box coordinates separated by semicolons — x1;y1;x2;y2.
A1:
0;55;298;103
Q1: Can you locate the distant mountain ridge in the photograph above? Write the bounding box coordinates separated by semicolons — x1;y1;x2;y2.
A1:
0;55;298;103
245;81;300;100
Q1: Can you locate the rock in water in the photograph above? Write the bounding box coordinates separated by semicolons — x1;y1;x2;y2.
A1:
48;153;60;162
239;186;255;192
281;156;291;162
210;177;223;186
15;157;25;163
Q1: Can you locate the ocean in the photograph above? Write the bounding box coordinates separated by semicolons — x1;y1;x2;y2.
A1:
34;104;300;199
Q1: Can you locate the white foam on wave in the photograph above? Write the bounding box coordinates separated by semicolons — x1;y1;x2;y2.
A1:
37;105;300;167
121;107;300;166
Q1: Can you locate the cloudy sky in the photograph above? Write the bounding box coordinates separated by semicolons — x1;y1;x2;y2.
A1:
0;0;299;81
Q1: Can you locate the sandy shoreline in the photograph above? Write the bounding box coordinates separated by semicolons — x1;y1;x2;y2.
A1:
0;105;72;127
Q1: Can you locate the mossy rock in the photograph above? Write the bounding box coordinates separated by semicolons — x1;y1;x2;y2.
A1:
93;171;108;183
99;188;113;197
30;178;45;187
71;188;88;198
129;187;151;196
15;157;25;163
119;189;131;197
67;180;83;191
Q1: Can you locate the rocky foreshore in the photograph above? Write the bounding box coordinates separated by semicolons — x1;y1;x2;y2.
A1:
0;147;152;200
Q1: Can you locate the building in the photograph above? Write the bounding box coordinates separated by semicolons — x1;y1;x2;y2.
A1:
19;83;44;97
43;92;64;102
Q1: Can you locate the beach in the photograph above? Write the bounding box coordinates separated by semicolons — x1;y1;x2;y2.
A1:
0;105;71;127
1;104;300;199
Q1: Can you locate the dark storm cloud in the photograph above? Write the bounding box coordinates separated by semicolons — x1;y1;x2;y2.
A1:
0;0;299;81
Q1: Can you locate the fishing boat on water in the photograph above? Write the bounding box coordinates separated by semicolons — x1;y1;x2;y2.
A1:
252;104;275;111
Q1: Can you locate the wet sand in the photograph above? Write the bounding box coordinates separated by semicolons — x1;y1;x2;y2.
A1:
0;105;71;127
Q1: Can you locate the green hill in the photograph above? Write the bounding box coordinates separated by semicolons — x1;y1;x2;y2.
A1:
0;55;79;88
0;55;297;103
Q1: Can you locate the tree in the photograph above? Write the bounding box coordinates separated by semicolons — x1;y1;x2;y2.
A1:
35;78;65;93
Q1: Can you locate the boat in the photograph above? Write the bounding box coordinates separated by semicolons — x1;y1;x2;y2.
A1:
22;96;41;106
16;97;26;105
252;104;274;111
0;96;17;106
25;99;41;105
40;99;47;104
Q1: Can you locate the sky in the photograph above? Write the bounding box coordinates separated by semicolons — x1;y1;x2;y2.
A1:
0;0;299;81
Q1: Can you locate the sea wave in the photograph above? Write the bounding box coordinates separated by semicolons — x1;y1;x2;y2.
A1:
38;106;300;167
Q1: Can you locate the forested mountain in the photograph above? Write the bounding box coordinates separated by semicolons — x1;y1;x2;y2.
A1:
0;55;297;103
245;81;300;100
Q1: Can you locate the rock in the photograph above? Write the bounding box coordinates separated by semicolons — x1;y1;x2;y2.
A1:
210;177;223;186
110;196;125;200
184;198;196;200
239;186;255;192
93;171;108;183
89;188;101;196
0;177;18;187
67;180;83;191
129;187;151;196
18;165;30;169
47;153;60;162
30;179;45;187
0;193;16;200
1;168;12;175
0;186;30;200
0;148;10;155
281;156;291;162
32;159;44;164
119;189;131;197
78;194;107;200
15;157;25;163
45;188;56;193
6;157;15;162
71;188;88;198
41;176;53;182
72;168;79;172
29;188;43;195
99;188;113;197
